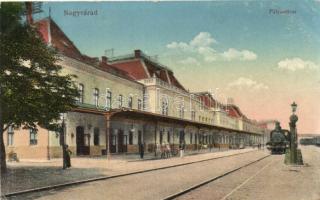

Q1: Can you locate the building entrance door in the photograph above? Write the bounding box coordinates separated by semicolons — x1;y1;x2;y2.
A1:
76;126;90;155
110;134;117;153
118;130;127;153
179;131;185;144
138;131;142;144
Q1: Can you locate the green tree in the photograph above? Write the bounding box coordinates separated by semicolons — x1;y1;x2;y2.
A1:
0;2;78;174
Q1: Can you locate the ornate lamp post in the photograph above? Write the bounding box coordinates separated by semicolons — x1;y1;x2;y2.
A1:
289;102;298;164
60;113;67;169
286;102;303;165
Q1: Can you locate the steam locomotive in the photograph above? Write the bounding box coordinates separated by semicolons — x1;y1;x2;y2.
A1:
266;122;289;154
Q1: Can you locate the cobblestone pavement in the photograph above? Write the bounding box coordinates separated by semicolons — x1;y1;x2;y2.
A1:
177;146;320;200
1;148;252;195
7;150;268;200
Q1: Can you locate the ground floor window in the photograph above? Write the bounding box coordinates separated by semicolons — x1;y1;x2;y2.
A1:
129;131;133;145
59;131;63;146
7;126;14;146
112;134;117;145
195;133;198;144
179;131;184;144
160;131;163;144
167;131;170;143
30;129;37;145
94;128;100;146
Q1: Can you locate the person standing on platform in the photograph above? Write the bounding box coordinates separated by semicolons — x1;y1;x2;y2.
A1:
179;141;185;158
166;143;171;158
65;145;72;168
139;142;145;159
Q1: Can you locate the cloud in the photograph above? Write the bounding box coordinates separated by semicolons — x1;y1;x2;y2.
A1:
221;48;257;61
166;32;216;52
166;32;257;63
178;57;200;66
190;32;217;47
228;77;269;90
166;42;190;51
278;58;319;71
166;32;218;63
197;47;217;62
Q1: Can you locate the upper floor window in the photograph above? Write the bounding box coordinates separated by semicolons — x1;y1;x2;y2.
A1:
94;128;100;146
78;84;84;103
118;95;123;108
161;100;169;116
106;90;112;109
30;129;37;145
179;105;184;119
7;125;14;146
128;96;133;109
93;88;99;107
143;91;148;111
138;99;142;110
191;111;196;121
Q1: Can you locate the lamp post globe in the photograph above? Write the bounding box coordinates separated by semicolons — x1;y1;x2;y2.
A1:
291;102;297;113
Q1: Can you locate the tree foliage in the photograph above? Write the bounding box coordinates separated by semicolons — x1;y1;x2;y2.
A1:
0;2;79;173
0;2;79;131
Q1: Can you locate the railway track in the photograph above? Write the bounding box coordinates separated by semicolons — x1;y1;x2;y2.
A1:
3;149;260;198
162;154;272;200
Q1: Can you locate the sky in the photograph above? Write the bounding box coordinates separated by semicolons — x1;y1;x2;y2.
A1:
34;1;320;134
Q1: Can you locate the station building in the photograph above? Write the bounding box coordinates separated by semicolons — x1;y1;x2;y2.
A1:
4;17;269;160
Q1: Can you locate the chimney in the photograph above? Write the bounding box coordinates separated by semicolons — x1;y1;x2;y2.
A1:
134;49;141;58
101;56;108;64
25;2;34;25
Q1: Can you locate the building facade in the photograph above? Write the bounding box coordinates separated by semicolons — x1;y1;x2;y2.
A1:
4;17;269;160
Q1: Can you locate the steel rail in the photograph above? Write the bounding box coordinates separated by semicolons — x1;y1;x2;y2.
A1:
3;149;259;198
162;154;271;200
